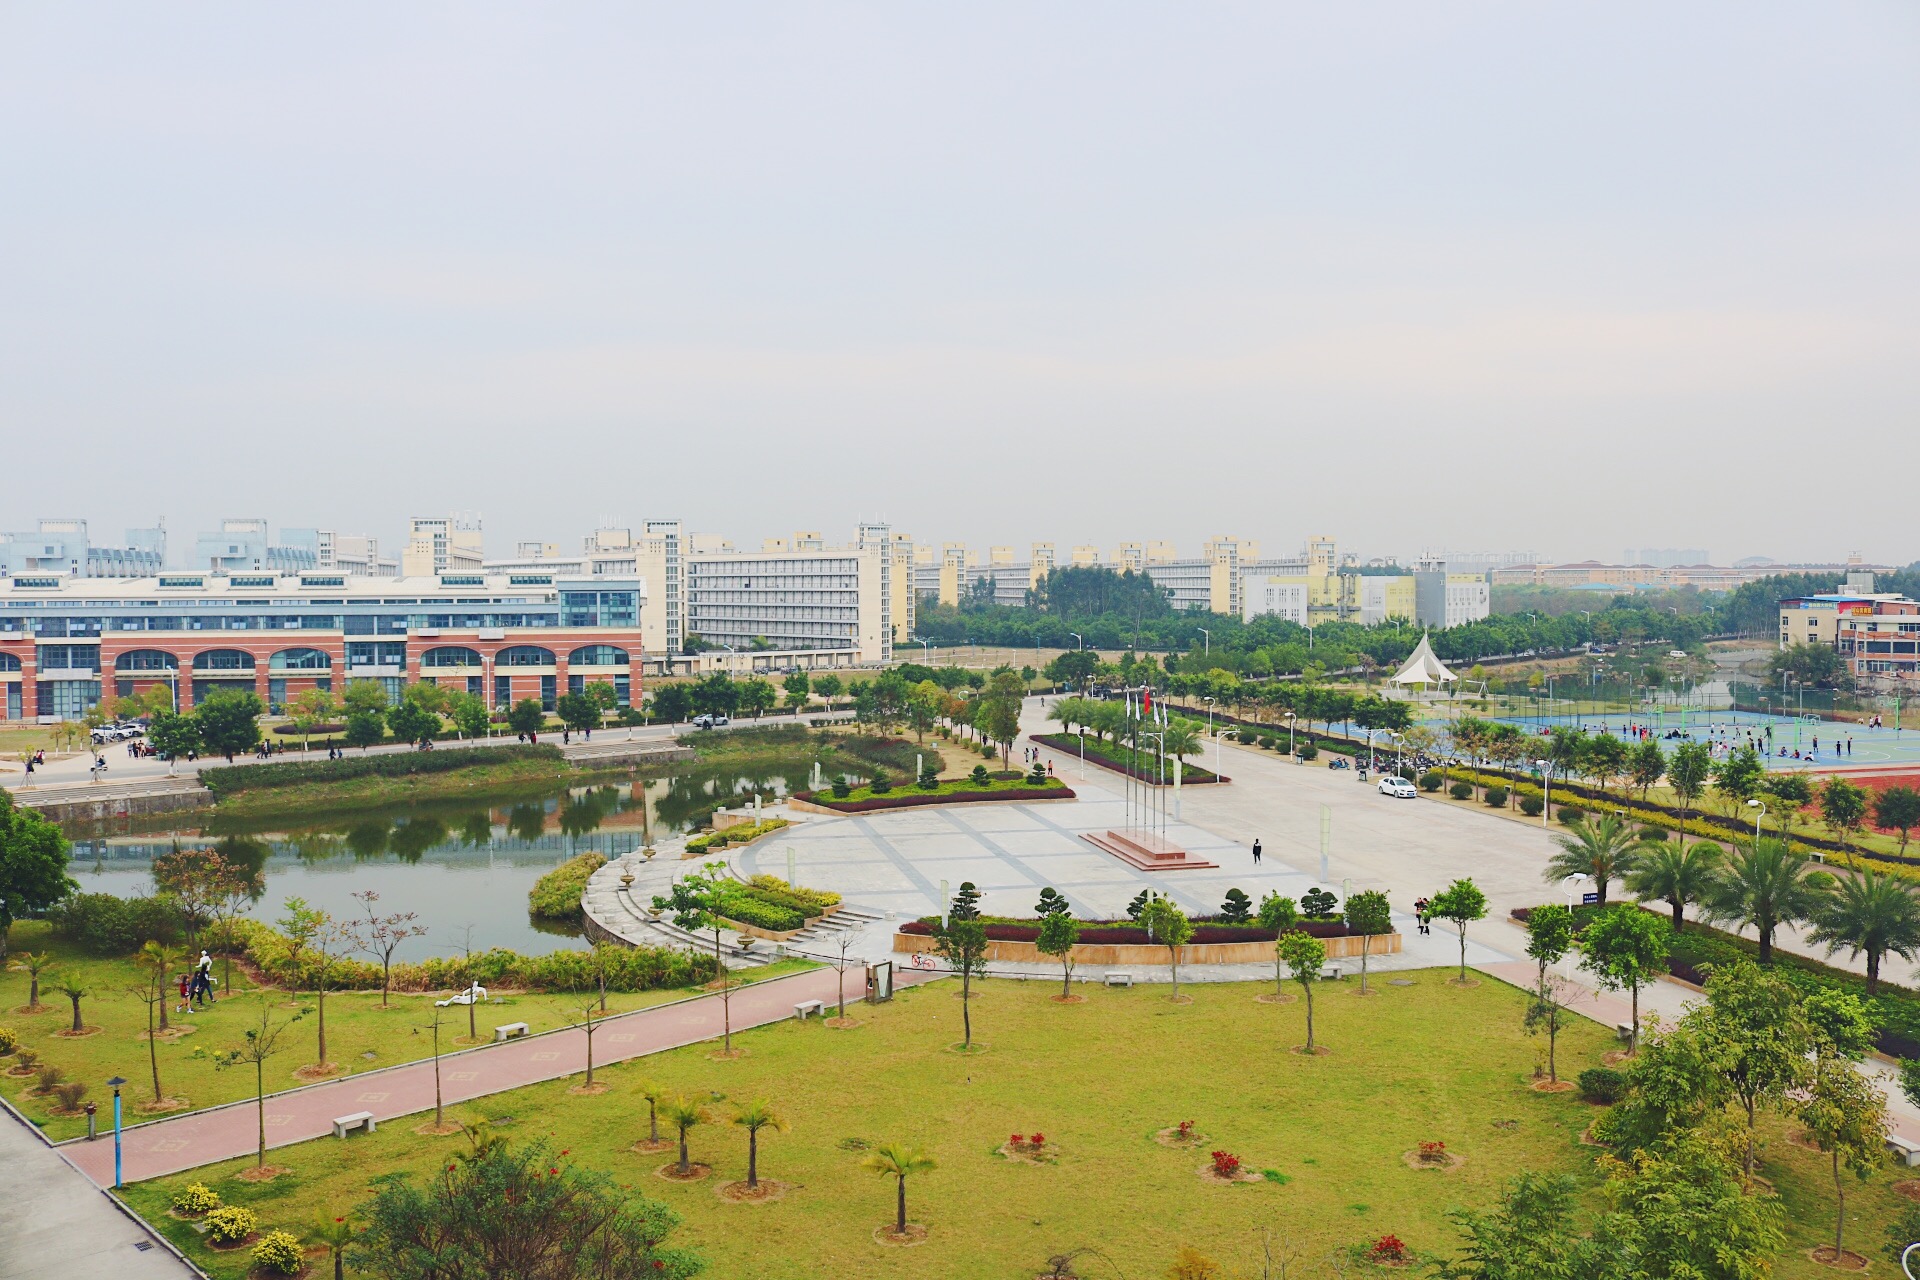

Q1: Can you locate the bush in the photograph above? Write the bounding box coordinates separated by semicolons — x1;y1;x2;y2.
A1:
1299;744;1318;762
172;1182;222;1216
250;1230;305;1275
35;1064;63;1093
1419;771;1443;792
970;764;991;786
1484;786;1509;807
746;875;840;914
203;1205;259;1245
869;774;892;794
831;776;850;798
0;1026;15;1056
1258;736;1277;750
526;853;606;920
1520;795;1545;817
200;743;563;795
1449;781;1473;800
713;889;806;933
1578;1067;1626;1104
50;1081;87;1111
48;892;181;955
1557;806;1587;826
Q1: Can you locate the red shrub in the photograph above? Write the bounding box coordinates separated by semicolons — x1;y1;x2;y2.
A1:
1210;1150;1241;1178
1370;1234;1408;1261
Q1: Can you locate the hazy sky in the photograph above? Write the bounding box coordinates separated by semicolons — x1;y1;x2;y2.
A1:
3;4;1915;568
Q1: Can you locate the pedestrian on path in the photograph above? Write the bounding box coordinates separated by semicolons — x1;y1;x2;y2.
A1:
1252;838;1262;866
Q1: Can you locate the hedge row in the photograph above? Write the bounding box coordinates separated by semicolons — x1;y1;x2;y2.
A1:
899;917;1359;945
798;784;1075;813
201;744;565;795
233;919;717;994
527;853;607;921
685;818;789;855
745;874;840;916
1029;734;1226;784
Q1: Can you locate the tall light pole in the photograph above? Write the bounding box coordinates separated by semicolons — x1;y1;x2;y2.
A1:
1204;696;1218;772
1536;758;1551;827
1747;798;1766;847
107;1075;127;1187
1197;627;1210;656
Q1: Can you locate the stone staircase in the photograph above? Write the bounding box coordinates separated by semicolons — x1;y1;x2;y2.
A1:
782;905;885;952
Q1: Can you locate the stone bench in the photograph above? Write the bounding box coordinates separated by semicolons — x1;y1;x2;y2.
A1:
1319;965;1344;981
1103;971;1133;988
793;1000;824;1020
1889;1134;1920;1167
493;1022;530;1043
1616;1023;1635;1043
332;1111;376;1139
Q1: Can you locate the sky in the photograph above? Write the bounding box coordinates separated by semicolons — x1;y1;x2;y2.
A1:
2;3;1916;569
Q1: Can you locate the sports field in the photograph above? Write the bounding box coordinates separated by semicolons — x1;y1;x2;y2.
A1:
1481;707;1920;772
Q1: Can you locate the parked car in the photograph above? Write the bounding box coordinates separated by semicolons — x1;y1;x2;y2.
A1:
1377;775;1418;799
691;714;732;729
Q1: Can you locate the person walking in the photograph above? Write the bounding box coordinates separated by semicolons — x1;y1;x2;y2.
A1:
1252;838;1262;867
192;950;214;1007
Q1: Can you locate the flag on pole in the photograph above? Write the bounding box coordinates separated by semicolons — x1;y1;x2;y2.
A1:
1142;686;1153;718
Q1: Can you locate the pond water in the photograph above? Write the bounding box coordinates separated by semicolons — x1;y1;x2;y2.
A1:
58;761;828;960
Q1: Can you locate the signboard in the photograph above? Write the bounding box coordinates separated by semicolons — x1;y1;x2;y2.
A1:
1581;892;1600;905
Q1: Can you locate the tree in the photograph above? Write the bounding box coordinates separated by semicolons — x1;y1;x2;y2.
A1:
507;698;548;739
303;912;354;1072
1544;814;1641;909
660;1097;706;1176
1667;741;1713;837
1767;640;1854;690
387;699;441;746
1430;878;1488;984
1542;727;1588;818
146;710;201;768
1762;771;1814;841
558;997;607;1089
55;976;89;1032
1599;1128;1787;1277
1711;746;1766;815
650;684;692;725
1699;958;1811;1177
554;691;598;735
861;1143;936;1237
1433;1172;1622;1280
737;678;776;720
1524;904;1574;993
1276;930;1326;1051
782;671;811;709
637;1079;668;1147
351;888;426;1006
1627;738;1666;801
1343;890;1392;995
214;997;294;1169
904;681;942;744
1704;839;1835;965
350;1135;701;1279
1578;905;1670;1051
1035;909;1079;998
287;688;338;751
194;689;264;760
128;941;179;1103
1583;734;1629;797
935;896;989;1051
9;950;53;1010
811;673;843;703
204;843;264;997
976;671;1025;769
152;844;231;950
1622;839;1722;935
1798;1038;1887;1262
584;681;618;728
730;1100;788;1190
446;690;491;740
1806;869;1920;995
1820;776;1871;855
343;700;387;751
1139;897;1194;1001
0;792;75;959
1044;649;1098;690
1875;785;1920;852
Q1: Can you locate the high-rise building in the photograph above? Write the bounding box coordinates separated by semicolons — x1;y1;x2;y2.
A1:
401;515;483;576
316;531;396;576
0;519;165;578
195;519;320;574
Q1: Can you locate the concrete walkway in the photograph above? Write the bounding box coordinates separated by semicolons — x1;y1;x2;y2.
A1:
60;966;894;1187
0;1102;197;1279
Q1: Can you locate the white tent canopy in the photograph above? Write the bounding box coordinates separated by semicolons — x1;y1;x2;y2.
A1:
1390;633;1458;687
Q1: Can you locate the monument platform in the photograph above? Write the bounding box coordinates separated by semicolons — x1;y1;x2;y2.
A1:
1082;828;1218;871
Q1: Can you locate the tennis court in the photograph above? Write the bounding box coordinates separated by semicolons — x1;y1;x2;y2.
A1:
1478;706;1920;772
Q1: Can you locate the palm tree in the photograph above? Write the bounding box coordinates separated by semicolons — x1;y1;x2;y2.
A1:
1161;723;1201;768
55;977;89;1033
1623;840;1723;934
1807;870;1920;995
636;1078;668;1145
731;1099;789;1189
660;1097;707;1175
861;1142;937;1236
308;1216;356;1280
1544;814;1642;907
9;952;54;1010
1704;839;1836;965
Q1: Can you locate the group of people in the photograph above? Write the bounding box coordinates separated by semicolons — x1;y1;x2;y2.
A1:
1019;745;1056;775
173;951;216;1013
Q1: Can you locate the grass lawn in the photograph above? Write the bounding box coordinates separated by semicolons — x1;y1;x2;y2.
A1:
207;757;630;819
116;967;1902;1280
0;921;815;1141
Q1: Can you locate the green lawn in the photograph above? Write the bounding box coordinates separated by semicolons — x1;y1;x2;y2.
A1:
111;969;1902;1280
0;921;815;1140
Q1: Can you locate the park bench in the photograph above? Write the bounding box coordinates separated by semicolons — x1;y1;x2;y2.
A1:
793;999;824;1020
1319;965;1344;981
1888;1134;1920;1167
1615;1023;1635;1043
493;1022;530;1043
332;1111;376;1139
1103;971;1134;988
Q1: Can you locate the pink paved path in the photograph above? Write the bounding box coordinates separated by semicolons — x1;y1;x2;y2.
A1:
63;967;892;1186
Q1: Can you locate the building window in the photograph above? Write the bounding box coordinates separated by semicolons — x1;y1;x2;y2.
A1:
497;645;557;667
540;675;556;711
192;649;255;672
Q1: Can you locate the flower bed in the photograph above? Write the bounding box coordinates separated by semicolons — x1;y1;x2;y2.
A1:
795;779;1074;812
897;916;1357;945
1030;734;1226;784
527;852;606;921
685;818;789;854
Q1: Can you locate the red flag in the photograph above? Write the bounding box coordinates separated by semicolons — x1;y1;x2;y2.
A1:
1141;687;1153;716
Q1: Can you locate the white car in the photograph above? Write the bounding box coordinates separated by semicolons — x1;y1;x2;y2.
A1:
1377;776;1418;799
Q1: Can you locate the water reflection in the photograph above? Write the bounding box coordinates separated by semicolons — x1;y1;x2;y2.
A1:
58;763;824;959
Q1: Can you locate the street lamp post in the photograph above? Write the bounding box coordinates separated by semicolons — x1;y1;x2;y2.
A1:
1197;627;1210;656
1747;798;1766;847
1204;697;1218;772
107;1075;127;1187
1536;759;1551;827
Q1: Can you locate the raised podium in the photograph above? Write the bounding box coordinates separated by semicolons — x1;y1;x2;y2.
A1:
1082;828;1218;871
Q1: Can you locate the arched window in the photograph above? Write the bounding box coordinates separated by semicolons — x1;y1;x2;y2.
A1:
114;649;178;672
192;649;256;672
421;646;484;667
567;645;629;666
0;652;19;672
495;645;556;667
269;647;332;671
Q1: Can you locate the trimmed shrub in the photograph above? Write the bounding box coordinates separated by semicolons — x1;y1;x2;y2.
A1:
35;1064;63;1093
1484;786;1509;808
0;1026;16;1056
1519;795;1545;817
203;1205;259;1245
527;853;606;921
714;892;806;933
869;775;893;794
830;776;851;799
1578;1067;1626;1104
250;1230;305;1275
1449;781;1473;800
746;875;840;914
970;764;991;786
50;1081;87;1111
200;743;563;795
172;1182;222;1216
1299;744;1318;762
1259;736;1277;750
1557;806;1587;826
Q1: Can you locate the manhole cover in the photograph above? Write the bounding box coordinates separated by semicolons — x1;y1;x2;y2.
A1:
1389;979;1415;987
